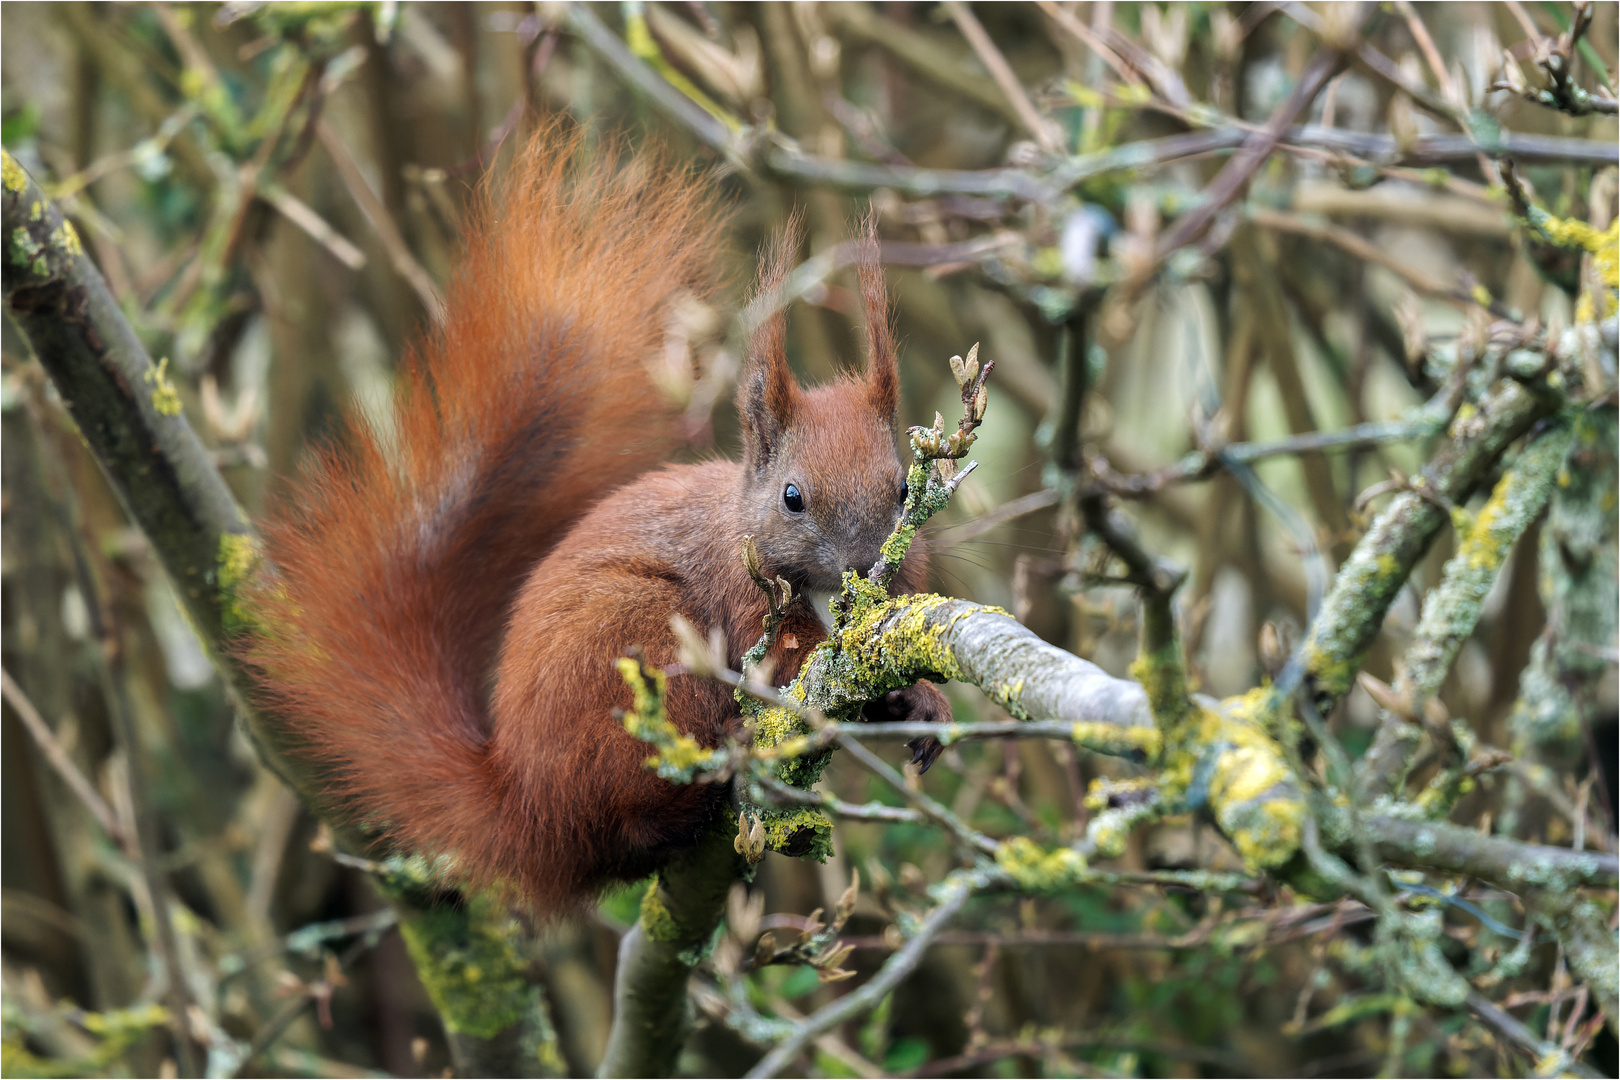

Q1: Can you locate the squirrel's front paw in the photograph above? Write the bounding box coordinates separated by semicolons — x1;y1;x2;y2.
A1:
861;681;951;773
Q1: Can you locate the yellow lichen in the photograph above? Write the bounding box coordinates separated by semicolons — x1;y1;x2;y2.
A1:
1082;775;1157;811
1537;215;1618;288
1446;403;1478;439
1455;477;1512;573
216;532;261;633
762;806;833;852
839;590;965;692
638;880;682;943
1128;640;1190;732
395;887;538;1040
995;835;1087;890
1087;815;1131;858
1575;291;1596;325
1071;720;1162;758
1160;693;1305;871
143;357;183;417
990;678;1025;712
51;219;83;259
1303;640;1359;702
650;734;708;772
1;150;24;194
750;703;803;748
750;733;812;761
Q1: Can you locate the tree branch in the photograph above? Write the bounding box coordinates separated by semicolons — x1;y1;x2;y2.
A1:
3;150;252;652
1361;813;1618;891
1357;420;1575;801
1290;377;1562;718
599;824;744;1077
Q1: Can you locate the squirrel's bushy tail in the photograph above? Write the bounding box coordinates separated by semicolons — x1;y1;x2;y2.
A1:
245;129;725;899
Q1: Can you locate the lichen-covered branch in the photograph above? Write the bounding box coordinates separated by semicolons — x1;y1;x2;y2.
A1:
1522;889;1619;1027
1289;377;1562;718
1353;813;1618;891
1506;408;1618;759
382;865;564;1077
805;595;1155;747
2;150;253;657
1356;418;1575;802
599;822;745;1077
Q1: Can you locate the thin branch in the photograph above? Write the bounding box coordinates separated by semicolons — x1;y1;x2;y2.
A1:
833;731;998;857
838;718;1119;745
1153;20;1358;261
943;1;1057;152
1091;414;1447;497
314;118;443;318
767;124;1619;205
745;872;979;1078
1033;0;1142;89
1;668;125;846
259;183;366;271
821;2;1026;125
1466;991;1603;1078
933;488;1059;546
753;774;930;826
1251;208;1512;317
563;2;736;154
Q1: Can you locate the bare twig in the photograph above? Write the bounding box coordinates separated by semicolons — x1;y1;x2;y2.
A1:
821;3;1025;125
1251;208;1514;317
1467;991;1602;1078
259;184;365;270
314;119;443;318
745;872;979;1078
1;668;124;846
943;2;1058;153
934;488;1059;546
563;2;735;154
1153;19;1359;261
1090;414;1447;497
833;731;998;857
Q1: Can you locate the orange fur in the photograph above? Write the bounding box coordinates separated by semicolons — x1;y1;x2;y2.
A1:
245;133;944;914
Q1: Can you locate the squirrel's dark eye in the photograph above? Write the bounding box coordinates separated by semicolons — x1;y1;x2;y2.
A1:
899;480;909;504
783;483;805;513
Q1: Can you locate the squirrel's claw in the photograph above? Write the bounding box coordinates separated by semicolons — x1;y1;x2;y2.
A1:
906;735;945;774
862;682;951;773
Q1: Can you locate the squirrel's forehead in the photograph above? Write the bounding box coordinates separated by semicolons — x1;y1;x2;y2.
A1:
797;413;897;466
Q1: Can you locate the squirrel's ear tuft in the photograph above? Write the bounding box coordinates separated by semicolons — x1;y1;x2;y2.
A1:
856;211;898;422
740;217;802;470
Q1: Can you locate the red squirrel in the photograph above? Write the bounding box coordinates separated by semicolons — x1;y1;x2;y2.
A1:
245;132;949;914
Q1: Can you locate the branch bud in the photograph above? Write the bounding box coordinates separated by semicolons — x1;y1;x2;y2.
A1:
741;534;763;581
